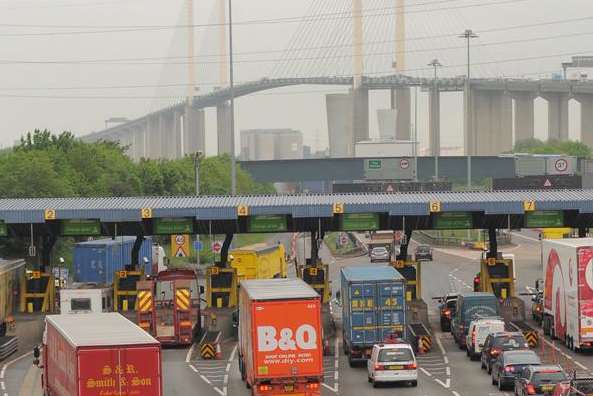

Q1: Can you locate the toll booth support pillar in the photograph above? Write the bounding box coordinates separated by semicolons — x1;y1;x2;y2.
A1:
310;230;325;265
396;229;413;261
487;228;498;259
130;235;145;272
219;233;233;267
40;234;57;273
579;227;588;238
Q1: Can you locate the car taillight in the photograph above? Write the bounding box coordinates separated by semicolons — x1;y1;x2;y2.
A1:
474;276;480;284
490;347;501;356
504;365;514;373
405;363;417;370
444;309;451;318
258;384;272;392
306;382;319;390
471;329;476;346
526;383;536;395
374;364;384;371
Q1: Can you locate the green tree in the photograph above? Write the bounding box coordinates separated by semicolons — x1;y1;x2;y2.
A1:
513;138;592;158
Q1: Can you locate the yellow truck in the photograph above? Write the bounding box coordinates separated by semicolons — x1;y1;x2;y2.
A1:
229;243;287;281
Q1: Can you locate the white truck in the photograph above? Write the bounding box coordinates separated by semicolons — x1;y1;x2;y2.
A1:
59;284;113;314
542;238;593;351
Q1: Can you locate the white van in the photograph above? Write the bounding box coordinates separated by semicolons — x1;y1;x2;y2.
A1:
465;318;505;360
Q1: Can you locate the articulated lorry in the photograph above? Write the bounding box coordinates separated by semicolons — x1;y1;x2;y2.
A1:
42;312;162;396
542;238;593;351
341;265;406;366
230;243;287;282
238;278;323;395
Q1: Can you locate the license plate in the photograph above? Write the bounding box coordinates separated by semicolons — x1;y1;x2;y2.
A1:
284;384;294;392
387;365;403;370
541;385;553;391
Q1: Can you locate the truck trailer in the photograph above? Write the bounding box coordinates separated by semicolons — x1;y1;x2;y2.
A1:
542;238;593;351
238;278;323;395
42;312;162;396
230;243;287;282
341;265;406;366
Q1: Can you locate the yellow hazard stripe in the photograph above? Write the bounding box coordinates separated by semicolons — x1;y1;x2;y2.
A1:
200;344;216;358
137;291;153;312
176;289;191;310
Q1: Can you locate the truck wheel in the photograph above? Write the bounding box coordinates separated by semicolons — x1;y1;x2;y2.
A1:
410;380;418;387
348;355;355;368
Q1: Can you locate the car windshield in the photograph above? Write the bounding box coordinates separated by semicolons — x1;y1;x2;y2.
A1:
493;335;526;349
532;371;567;385
417;246;430;252
504;352;541;365
373;247;387;254
378;348;414;363
477;323;504;338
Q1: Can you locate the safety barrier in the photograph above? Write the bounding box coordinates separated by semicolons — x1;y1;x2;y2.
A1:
113;270;143;312
136;280;155;334
0;336;18;361
206;267;237;308
507;320;539;348
19;272;55;313
407;323;432;354
199;330;222;360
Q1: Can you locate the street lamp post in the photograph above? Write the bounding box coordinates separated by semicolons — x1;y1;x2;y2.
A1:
228;0;237;195
459;29;478;189
427;58;442;180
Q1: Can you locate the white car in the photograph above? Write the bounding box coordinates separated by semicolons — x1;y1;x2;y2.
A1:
367;342;418;388
465;318;505;361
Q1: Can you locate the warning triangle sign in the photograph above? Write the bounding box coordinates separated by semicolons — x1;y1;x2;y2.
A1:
385;184;395;193
543;179;552;187
353;289;360;296
175;247;187;257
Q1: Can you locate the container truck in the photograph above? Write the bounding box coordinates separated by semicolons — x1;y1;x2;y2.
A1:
42;312;162;396
542;238;593;351
229;243;287;282
59;284;112;314
73;237;153;284
341;265;406;366
238;278;323;395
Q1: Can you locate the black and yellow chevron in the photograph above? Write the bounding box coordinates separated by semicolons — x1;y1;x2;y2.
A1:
200;343;216;359
176;288;191;311
137;290;153;313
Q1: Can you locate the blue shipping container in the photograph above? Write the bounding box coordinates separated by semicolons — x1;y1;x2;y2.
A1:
73;236;153;284
341;265;406;351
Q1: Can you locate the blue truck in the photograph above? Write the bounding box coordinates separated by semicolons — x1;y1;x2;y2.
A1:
341;265;406;366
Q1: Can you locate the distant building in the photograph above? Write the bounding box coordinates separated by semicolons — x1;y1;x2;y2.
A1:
240;129;303;161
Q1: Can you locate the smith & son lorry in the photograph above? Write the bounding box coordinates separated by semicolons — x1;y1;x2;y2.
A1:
238;278;323;395
341;265;406;366
542;238;593;351
42;312;163;396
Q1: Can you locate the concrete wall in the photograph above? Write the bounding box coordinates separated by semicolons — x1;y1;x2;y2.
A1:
326;93;354;157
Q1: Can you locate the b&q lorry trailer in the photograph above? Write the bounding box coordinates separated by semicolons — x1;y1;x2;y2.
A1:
341;265;406;365
238;279;323;395
42;312;162;396
542;238;593;351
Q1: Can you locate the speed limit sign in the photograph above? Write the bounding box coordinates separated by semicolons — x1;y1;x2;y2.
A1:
400;159;410;169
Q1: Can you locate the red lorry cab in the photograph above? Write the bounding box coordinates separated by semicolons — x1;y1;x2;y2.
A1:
43;312;163;396
238;278;323;396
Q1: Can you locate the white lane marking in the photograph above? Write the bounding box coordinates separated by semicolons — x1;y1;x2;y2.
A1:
435;378;451;388
444;356;449;364
446;367;451;376
1;349;34;396
541;337;589;371
212;387;224;396
334;337;339;391
511;232;540;243
1;382;5;390
420;368;432;377
452;392;461;396
185;344;195;363
436;334;447;356
322;383;338;393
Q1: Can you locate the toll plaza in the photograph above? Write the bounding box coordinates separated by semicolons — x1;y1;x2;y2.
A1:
0;190;592;332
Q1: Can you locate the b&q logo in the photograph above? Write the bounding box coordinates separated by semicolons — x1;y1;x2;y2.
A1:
257;325;317;352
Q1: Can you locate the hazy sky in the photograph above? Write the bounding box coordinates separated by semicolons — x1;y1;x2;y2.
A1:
0;0;591;154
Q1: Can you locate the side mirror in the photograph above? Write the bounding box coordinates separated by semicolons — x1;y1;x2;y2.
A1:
335;291;341;301
199;286;205;295
33;346;40;366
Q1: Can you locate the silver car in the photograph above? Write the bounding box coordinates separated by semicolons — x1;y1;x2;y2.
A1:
370;246;391;262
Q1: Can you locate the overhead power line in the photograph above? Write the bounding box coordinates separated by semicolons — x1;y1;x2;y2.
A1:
0;0;528;37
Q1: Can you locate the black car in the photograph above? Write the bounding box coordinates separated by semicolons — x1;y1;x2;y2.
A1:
414;245;433;261
491;350;541;391
435;294;458;332
514;365;567;396
481;332;529;374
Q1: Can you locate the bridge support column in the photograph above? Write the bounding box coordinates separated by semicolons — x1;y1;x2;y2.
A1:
173;111;183;158
217;102;232;155
326;93;354;157
576;94;593;148
428;87;440;156
391;88;411;140
147;115;161;159
543;93;569;141
471;89;512;155
138;125;148;159
512;92;535;143
184;107;205;156
352;87;369;144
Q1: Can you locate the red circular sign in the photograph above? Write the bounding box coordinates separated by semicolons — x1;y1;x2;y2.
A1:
212;241;222;253
400;159;410;169
555;158;568;172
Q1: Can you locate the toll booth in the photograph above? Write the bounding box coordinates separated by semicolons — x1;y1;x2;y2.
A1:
299;261;331;304
478;257;514;299
113;270;143;312
206;267;238;308
391;259;429;326
20;271;55;313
